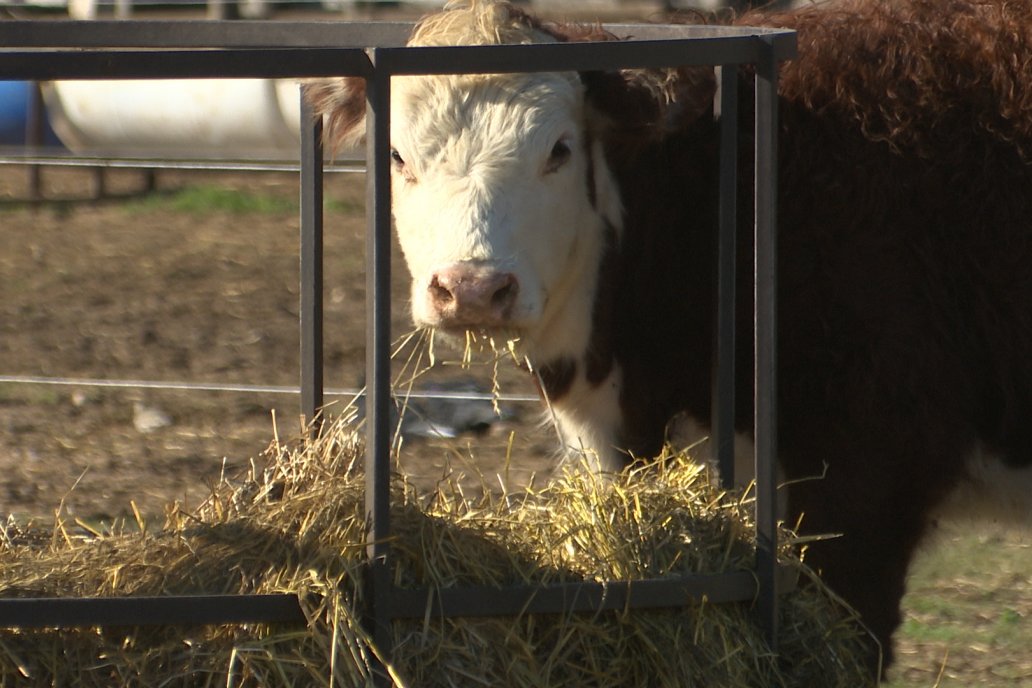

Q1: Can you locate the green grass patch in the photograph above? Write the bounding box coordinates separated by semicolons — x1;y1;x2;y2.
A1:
898;616;969;645
124;185;362;216
129;185;297;215
326;197;363;214
0;382;64;406
883;524;1032;687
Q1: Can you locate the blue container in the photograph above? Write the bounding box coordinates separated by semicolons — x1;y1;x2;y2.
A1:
0;81;62;146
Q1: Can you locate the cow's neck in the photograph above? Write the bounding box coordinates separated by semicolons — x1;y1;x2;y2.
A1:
522;139;629;472
525;114;727;472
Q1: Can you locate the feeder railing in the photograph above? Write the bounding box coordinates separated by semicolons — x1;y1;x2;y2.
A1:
0;19;796;684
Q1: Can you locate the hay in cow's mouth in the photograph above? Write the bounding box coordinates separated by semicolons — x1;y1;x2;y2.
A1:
0;412;876;686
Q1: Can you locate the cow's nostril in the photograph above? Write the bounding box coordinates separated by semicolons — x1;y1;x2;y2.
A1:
429;277;454;305
491;280;516;308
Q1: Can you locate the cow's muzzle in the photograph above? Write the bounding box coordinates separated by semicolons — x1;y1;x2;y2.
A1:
427;263;519;330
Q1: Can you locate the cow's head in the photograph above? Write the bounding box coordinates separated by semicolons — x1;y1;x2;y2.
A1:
307;0;715;366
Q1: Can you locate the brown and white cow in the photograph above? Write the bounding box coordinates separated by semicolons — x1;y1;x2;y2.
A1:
307;0;1032;672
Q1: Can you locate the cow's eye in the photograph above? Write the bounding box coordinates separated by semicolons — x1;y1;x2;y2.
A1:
545;139;572;173
390;148;418;183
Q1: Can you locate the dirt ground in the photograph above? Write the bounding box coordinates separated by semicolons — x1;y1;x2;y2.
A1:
0;164;556;522
1;161;1030;687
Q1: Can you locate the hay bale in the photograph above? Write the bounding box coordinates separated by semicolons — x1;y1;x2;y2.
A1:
0;416;875;687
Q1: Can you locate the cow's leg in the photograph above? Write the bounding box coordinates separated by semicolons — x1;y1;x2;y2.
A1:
792;489;926;672
780;416;969;674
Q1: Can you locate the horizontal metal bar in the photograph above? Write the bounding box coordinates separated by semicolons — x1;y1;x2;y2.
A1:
0;571;795;628
0;22;796;81
377;39;725;75
0;48;373;80
0;19;412;49
389;566;799;619
0;594;306;628
603;23;794;43
0;19;794;53
376;33;796;75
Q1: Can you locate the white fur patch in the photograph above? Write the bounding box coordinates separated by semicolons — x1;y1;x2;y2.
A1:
667;414;758;489
668;414;791;518
936;446;1032;525
546;364;625;473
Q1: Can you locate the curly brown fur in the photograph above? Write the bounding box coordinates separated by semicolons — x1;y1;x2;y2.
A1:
592;0;1032;675
746;0;1032;159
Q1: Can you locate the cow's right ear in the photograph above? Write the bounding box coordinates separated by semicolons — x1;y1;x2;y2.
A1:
581;66;716;143
303;77;368;152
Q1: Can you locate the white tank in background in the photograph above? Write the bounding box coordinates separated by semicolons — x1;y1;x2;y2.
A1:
275;78;304;138
44;78;301;159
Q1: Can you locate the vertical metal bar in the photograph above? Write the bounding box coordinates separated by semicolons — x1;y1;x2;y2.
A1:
90;167;106;200
25;82;44;201
754;38;780;649
364;50;394;686
299;92;325;434
713;64;738;491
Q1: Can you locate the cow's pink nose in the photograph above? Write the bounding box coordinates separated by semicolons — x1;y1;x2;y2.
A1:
428;264;519;329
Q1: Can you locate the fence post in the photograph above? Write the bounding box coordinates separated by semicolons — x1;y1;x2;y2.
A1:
363;50;394;687
299;92;325;434
25;82;45;201
713;63;739;491
753;36;780;649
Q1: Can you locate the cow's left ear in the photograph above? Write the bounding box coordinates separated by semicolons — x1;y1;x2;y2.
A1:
581;66;716;141
303;76;367;152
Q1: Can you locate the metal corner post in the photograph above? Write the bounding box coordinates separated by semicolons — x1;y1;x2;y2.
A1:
299;92;325;433
363;49;395;686
753;36;780;649
713;63;739;491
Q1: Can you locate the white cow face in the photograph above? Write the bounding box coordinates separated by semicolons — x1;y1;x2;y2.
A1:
388;70;612;359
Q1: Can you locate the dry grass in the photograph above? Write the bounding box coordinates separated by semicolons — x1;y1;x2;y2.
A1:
0;413;875;687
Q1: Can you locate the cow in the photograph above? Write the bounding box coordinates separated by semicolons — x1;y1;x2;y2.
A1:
306;0;1032;673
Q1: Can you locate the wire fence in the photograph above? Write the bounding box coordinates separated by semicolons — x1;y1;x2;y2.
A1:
0;374;540;403
0;153;366;174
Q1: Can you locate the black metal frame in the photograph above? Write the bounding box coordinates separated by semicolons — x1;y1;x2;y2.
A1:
0;18;796;681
